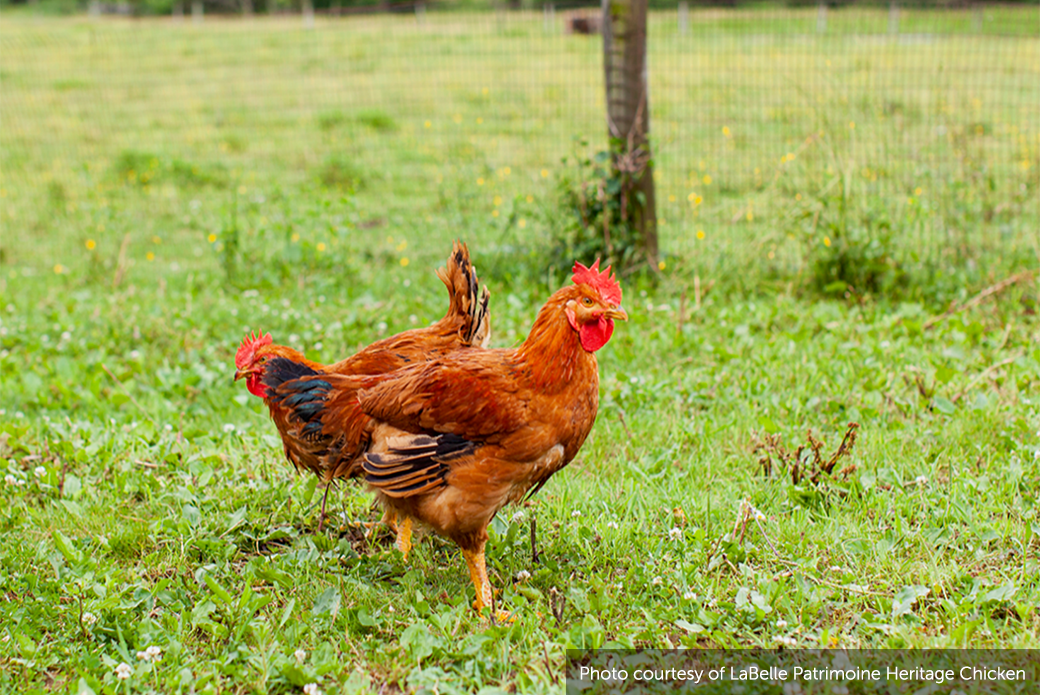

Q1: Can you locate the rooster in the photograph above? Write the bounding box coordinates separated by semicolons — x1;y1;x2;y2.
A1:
270;260;626;616
234;241;490;532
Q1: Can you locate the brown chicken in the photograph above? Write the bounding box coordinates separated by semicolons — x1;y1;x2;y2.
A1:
272;260;626;616
233;241;490;530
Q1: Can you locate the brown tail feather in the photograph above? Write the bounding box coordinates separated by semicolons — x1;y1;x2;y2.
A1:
437;241;492;348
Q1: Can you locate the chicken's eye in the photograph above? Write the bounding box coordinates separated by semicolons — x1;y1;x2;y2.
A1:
582;297;594;306
258;357;267;364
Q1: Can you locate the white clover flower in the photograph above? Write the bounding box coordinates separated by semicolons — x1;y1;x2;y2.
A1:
776;619;788;629
164;424;173;432
651;576;663;586
145;646;162;661
294;648;307;663
776;635;797;647
606;521;619;530
511;510;525;523
81;612;98;625
4;474;19;487
683;591;697;600
829;566;843;572
289;334;300;344
303;684;323;695
571;510;581;518
223;423;236;434
129;350;141;360
668;527;683;541
915;475;928;485
115;662;132;679
34;466;46;478
516;570;531;581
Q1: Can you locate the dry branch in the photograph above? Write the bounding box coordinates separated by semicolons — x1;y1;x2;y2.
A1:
923;270;1036;331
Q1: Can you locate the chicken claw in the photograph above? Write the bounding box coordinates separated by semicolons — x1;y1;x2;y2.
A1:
363;508;398;538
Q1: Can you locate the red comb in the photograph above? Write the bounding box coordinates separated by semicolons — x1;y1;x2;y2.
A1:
572;260;622;305
236;331;272;369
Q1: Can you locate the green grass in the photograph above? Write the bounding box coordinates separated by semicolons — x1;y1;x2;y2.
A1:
1;7;1039;694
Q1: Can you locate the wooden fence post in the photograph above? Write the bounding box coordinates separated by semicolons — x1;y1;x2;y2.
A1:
602;0;658;267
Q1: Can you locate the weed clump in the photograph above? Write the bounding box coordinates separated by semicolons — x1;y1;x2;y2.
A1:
111;149;229;189
549;138;656;275
755;422;859;487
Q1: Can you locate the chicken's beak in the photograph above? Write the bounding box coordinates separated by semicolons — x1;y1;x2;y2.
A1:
604;306;629;322
234;368;250;382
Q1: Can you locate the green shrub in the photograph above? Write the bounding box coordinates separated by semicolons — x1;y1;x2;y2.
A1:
549;137;654;275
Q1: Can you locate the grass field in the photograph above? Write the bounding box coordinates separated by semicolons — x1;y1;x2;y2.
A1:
2;6;1039;694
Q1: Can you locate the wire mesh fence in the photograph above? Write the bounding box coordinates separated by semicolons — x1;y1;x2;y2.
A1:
2;3;1037;289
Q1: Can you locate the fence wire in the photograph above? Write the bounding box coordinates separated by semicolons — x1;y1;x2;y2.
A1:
2;4;1037;282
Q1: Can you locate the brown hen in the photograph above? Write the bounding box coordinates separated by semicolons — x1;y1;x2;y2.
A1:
233;241;490;531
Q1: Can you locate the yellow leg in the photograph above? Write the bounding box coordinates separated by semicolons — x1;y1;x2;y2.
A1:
462;546;494;612
396;515;413;560
461;545;513;622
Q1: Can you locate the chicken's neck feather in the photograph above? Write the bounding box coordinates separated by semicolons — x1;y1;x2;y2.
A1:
517;295;597;391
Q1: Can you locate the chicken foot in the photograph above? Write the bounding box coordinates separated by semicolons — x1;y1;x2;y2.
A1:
462;542;513;623
363;507;398;537
361;509;416;560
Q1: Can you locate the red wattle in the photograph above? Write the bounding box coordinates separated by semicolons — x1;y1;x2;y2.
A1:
578;317;614;352
247;374;267;398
